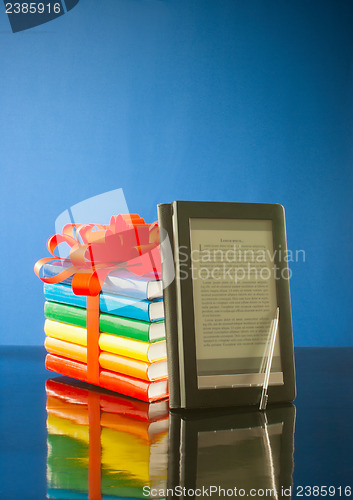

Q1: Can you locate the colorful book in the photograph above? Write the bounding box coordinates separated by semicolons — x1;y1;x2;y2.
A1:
46;378;169;422
99;332;166;362
45;336;168;380
99;352;168;381
45;336;87;363
45;319;167;362
42;261;163;300
44;301;165;342
46;396;169;442
46;354;169;402
44;283;164;322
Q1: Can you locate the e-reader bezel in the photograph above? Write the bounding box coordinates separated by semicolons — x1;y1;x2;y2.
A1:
172;201;296;409
167;404;296;493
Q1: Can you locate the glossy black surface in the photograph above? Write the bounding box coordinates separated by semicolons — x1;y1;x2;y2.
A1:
0;347;352;499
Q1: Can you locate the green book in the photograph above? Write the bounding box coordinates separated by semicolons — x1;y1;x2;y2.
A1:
47;434;145;496
44;301;165;342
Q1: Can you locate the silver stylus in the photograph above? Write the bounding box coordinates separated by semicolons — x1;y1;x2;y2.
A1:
259;307;279;411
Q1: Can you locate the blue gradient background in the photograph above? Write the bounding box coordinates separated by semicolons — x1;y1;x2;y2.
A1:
0;0;352;345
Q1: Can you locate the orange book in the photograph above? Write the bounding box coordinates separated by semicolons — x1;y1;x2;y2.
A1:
45;354;169;403
46;395;89;424
100;351;167;381
100;412;168;442
45;337;168;381
46;378;169;422
46;395;168;442
45;336;86;363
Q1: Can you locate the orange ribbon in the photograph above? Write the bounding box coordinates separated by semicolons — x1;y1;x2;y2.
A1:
35;214;161;385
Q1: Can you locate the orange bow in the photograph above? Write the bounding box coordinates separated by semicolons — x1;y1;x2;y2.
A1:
34;214;161;296
35;213;161;388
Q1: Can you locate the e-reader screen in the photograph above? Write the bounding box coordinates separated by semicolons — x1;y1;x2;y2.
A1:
196;423;283;491
189;218;283;389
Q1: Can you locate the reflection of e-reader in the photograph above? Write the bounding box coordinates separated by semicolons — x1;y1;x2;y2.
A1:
167;404;296;498
158;202;296;409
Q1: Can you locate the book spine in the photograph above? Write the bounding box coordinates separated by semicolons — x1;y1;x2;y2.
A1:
47;401;89;426
46;354;165;403
46;379;167;422
157;203;181;408
43;262;158;300
45;336;87;363
46;402;159;442
45;379;90;406
44;301;87;328
45;353;89;383
104;275;149;300
99;352;151;381
45;319;166;364
98;333;152;362
99;294;151;322
99;412;157;442
44;283;86;308
44;301;152;342
45;332;166;379
100;313;150;342
45;319;87;346
99;370;151;402
44;283;157;322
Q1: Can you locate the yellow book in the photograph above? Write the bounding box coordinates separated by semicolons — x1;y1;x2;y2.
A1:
45;336;168;380
99;333;166;362
47;413;89;443
44;319;167;362
45;319;87;346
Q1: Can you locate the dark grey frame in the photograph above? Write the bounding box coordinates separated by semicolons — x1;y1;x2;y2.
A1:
172;201;296;409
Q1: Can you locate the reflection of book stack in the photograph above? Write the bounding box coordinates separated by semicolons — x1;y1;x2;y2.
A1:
46;378;169;499
43;262;168;402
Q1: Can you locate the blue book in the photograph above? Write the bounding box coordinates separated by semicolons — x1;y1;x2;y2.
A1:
44;283;164;322
47;490;140;500
47;490;88;500
42;261;162;300
47;489;139;500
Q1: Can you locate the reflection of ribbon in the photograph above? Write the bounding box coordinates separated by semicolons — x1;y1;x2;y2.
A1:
88;390;102;500
35;214;161;385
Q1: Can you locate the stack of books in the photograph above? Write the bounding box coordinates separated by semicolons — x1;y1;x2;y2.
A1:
42;261;168;402
46;377;168;499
